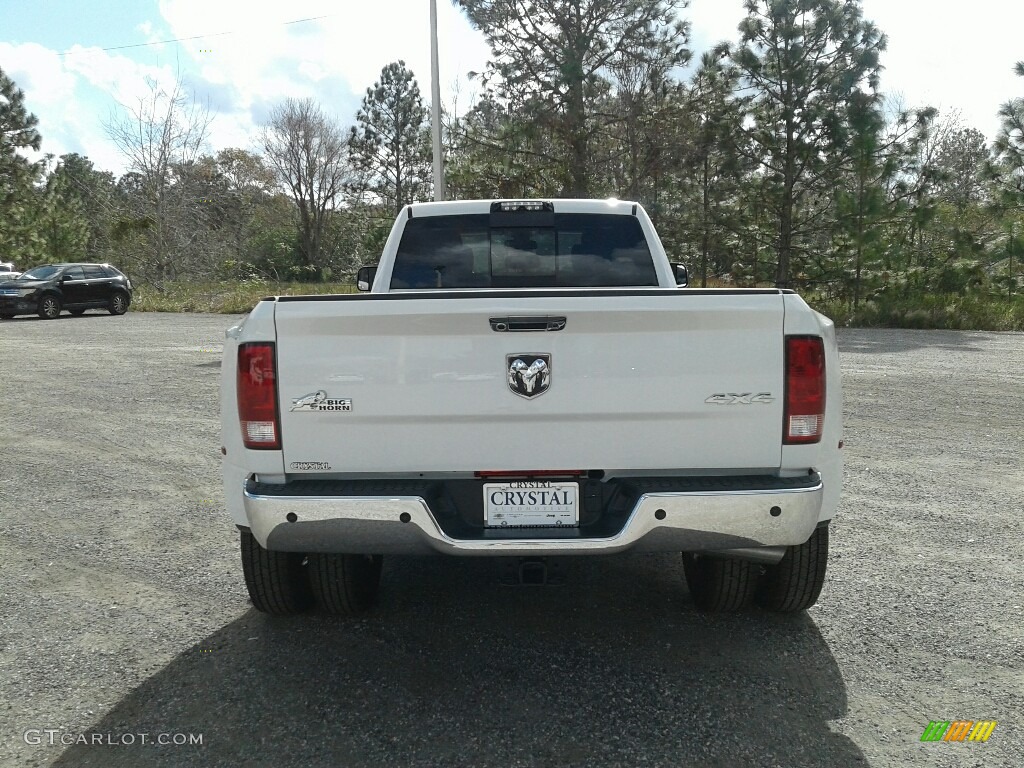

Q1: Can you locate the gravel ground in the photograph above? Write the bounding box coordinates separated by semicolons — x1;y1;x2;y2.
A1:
0;312;1021;768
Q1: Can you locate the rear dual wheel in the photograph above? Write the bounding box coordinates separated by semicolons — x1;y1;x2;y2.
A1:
307;553;383;616
756;526;829;613
240;530;382;616
240;530;312;615
683;526;829;614
682;554;759;612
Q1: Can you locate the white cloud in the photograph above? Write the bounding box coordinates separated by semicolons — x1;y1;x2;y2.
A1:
687;0;1024;141
860;0;1024;139
155;0;491;111
0;41;125;171
1;1;494;175
1;41;78;108
686;0;744;50
137;20;158;43
297;61;328;83
63;46;177;110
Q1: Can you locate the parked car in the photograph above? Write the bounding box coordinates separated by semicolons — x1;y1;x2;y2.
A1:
0;263;133;320
0;262;21;281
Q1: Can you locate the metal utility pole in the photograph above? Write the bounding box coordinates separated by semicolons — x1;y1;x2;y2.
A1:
429;0;446;201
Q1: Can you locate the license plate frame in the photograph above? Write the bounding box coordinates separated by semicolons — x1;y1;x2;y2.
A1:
483;481;579;528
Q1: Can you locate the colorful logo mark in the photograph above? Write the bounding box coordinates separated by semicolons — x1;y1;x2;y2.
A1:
920;720;997;742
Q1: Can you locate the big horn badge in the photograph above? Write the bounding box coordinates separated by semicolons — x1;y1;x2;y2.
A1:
507;354;551;398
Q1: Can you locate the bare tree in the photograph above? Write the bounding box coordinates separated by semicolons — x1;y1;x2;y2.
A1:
105;75;213;284
260;98;351;273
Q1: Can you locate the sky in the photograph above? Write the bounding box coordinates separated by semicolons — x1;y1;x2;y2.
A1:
1;0;1022;177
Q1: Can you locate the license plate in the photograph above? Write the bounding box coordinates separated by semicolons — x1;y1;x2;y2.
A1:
483;481;579;528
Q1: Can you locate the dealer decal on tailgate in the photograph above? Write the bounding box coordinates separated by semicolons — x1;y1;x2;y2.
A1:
290;461;331;471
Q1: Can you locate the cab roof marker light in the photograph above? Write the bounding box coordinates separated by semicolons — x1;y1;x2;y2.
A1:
491;201;554;213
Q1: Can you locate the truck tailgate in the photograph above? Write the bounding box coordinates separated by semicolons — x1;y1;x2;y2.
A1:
273;291;785;473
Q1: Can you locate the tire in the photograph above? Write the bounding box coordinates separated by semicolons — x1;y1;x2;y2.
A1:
38;295;61;319
69;308;86;316
109;290;130;315
240;530;313;615
756;525;829;613
682;553;758;612
308;553;383;615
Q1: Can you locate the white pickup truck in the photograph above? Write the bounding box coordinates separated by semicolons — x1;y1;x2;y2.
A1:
221;199;842;616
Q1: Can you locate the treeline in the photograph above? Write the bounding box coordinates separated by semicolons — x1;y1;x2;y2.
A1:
1;0;1023;325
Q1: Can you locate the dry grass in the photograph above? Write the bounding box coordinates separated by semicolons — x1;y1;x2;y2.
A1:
132;281;358;314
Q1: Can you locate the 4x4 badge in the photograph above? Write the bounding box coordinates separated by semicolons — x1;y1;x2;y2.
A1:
507;354;551;399
704;392;774;405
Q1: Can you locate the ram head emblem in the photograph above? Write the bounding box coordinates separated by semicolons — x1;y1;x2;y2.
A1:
507;355;551;398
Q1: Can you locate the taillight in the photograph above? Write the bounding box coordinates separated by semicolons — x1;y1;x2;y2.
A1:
237;342;280;450
784;336;825;444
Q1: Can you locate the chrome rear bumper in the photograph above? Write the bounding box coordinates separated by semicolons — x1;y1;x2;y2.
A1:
242;475;823;561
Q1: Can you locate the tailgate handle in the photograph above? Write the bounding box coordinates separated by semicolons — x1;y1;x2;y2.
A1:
490;316;566;332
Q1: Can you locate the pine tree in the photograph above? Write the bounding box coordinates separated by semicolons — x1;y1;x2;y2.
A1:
0;67;45;261
682;46;749;286
730;0;886;287
993;61;1024;205
452;0;689;198
348;61;431;215
39;155;92;261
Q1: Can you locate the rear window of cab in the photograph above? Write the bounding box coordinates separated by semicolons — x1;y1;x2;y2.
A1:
391;213;657;289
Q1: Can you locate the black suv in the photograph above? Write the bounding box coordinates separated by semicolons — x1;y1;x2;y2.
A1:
0;263;133;320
